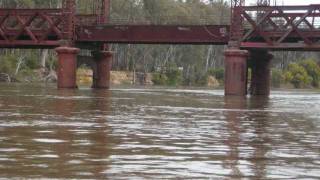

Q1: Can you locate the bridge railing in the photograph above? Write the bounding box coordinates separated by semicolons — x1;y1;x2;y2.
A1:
239;4;320;46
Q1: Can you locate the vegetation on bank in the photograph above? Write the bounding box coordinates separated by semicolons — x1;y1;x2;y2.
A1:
272;59;320;89
1;49;320;90
151;65;224;87
151;59;320;89
0;50;57;83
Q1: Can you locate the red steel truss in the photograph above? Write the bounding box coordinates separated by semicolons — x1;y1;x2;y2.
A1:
239;4;320;50
98;0;110;23
229;0;245;46
0;1;320;50
0;9;63;48
62;0;76;45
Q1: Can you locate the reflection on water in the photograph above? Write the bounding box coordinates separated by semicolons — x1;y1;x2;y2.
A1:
0;84;319;179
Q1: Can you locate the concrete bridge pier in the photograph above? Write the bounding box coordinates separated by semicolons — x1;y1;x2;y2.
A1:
91;51;113;89
249;50;273;96
55;46;80;89
224;49;249;96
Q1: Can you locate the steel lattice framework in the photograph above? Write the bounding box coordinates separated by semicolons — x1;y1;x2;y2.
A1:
0;8;64;48
62;0;76;44
98;0;110;23
230;0;245;47
240;4;320;50
0;0;319;50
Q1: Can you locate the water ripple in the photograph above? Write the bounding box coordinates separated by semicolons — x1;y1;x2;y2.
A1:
0;86;319;179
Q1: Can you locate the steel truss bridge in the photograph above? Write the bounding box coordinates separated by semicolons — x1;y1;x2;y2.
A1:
0;0;319;96
0;1;318;50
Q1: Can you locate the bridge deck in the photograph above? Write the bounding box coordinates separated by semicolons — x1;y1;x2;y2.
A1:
76;25;230;45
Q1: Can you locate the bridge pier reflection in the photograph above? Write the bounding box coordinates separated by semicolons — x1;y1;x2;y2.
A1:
224;96;270;179
52;89;113;178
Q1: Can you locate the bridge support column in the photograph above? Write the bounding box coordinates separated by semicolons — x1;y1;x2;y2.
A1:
224;49;249;96
55;47;80;89
91;51;113;89
249;50;273;96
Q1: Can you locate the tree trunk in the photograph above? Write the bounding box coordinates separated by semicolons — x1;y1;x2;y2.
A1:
206;45;213;72
40;49;49;70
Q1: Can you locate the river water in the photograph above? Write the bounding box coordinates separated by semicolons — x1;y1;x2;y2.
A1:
0;83;319;179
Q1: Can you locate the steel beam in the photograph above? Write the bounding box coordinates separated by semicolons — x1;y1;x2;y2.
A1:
76;25;229;44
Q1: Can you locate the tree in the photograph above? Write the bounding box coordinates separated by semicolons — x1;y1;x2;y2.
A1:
284;63;312;88
299;59;320;88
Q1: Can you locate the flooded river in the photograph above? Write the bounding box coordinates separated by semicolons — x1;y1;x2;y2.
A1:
0;83;319;179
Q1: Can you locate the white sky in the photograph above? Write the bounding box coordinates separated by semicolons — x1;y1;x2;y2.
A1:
246;0;320;6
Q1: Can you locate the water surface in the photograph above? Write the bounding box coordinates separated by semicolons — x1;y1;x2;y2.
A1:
0;84;319;179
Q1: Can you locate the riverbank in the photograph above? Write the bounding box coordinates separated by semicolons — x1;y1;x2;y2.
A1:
1;68;320;91
77;69;221;88
77;69;153;86
0;68;221;88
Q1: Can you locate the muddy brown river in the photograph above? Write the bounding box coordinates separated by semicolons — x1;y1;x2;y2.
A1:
0;83;319;179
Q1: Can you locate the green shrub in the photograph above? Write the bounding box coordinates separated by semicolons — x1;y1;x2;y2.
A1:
166;68;182;86
285;63;312;88
194;74;208;86
16;68;38;82
25;57;39;69
152;73;168;85
284;71;293;83
161;62;183;86
0;54;18;76
299;59;320;88
207;68;224;81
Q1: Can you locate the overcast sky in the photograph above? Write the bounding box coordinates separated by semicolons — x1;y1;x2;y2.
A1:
246;0;320;6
